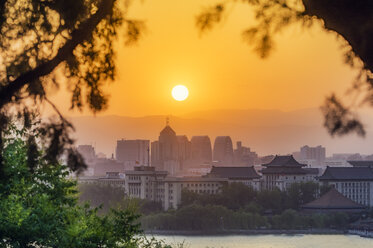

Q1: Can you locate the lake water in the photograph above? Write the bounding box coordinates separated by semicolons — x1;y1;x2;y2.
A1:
152;234;372;248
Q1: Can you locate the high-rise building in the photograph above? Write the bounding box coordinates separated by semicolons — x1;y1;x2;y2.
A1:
300;145;326;166
213;136;233;165
77;145;96;164
115;139;149;169
177;135;191;161
190;136;212;164
177;135;191;170
233;141;258;166
151;122;182;174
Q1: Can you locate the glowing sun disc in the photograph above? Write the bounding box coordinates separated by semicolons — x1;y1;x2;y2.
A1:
172;85;189;101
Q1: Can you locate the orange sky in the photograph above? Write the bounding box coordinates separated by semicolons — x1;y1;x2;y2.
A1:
50;0;358;117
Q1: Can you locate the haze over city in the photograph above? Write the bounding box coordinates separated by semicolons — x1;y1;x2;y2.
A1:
40;0;373;157
2;0;373;247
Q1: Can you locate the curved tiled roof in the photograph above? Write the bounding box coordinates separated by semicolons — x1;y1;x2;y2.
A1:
262;155;306;167
260;167;309;175
302;188;365;210
347;160;373;167
208;166;261;179
318;167;373;181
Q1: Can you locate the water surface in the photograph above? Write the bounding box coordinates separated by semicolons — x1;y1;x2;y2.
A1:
152;234;372;248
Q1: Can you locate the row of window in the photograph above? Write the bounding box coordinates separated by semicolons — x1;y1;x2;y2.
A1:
127;176;141;181
339;182;370;188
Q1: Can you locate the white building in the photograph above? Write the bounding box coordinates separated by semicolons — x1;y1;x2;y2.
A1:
261;155;319;191
124;166;227;210
300;145;326;166
318;166;373;207
205;166;262;191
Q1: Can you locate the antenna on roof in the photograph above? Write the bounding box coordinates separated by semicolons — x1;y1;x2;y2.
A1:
166;116;170;126
147;146;150;167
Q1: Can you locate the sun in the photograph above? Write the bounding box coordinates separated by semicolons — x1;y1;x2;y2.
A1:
172;85;189;101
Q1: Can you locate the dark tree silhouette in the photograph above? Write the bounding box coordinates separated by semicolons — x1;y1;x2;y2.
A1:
0;0;143;175
196;0;373;137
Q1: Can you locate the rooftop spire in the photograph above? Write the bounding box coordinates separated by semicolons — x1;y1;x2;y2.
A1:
166;116;170;126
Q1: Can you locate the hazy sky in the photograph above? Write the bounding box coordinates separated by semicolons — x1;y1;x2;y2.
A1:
50;0;358;117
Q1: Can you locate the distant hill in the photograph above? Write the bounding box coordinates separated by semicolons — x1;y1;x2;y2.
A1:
69;108;373;157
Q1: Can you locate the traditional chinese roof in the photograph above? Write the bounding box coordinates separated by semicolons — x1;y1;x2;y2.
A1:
163;176;228;183
260;167;309;175
302;188;365;210
261;155;309;175
262;155;306;167
347;160;373;167
304;168;320;175
318;167;373;181
207;166;261;180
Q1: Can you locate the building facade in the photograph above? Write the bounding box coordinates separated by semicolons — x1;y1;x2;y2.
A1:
77;145;96;164
124;166;227;210
116;139;149;169
213;136;234;165
190;136;212;165
261;155;318;191
205;166;261;190
233;141;259;166
318;166;373;207
300;145;326;166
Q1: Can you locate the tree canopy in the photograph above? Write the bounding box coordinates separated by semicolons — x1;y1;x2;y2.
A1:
0;0;144;174
196;0;373;137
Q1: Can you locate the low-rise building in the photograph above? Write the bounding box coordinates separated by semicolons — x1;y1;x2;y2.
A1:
160;177;226;210
124;166;168;201
318;166;373;207
77;172;126;187
205;166;261;190
124;166;227;210
261;155;318;191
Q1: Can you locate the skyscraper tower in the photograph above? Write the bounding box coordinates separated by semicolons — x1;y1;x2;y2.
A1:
213;136;233;165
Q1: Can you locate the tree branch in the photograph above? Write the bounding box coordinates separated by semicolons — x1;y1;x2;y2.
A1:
0;0;115;109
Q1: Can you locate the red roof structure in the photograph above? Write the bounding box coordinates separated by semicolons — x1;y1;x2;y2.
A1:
301;188;366;213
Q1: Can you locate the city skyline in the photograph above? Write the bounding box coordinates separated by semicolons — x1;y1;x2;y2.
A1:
71;109;373;157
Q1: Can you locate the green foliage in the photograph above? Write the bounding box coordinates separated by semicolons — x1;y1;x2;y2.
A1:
180;183;256;211
180;182;321;214
78;183;163;215
0;125;179;247
142;203;351;231
0;0;145;175
142;181;354;231
141;204;268;231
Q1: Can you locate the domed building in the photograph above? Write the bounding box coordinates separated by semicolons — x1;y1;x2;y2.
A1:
151;119;190;175
158;124;178;161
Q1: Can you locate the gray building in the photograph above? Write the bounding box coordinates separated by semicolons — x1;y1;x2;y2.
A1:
206;166;261;190
261;155;319;191
318;166;373;207
213;136;233;165
116;139;149;169
300;145;326;166
190;136;212;165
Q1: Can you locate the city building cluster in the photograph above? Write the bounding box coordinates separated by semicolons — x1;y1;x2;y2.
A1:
77;122;373;211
